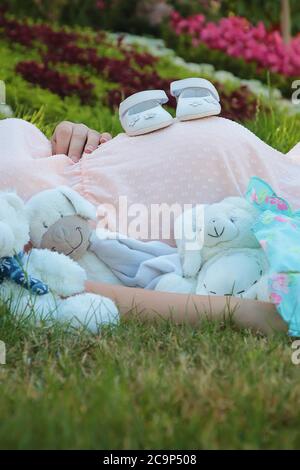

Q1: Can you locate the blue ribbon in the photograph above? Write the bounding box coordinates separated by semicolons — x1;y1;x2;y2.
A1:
0;252;49;296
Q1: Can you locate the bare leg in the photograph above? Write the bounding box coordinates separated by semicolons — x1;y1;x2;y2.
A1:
86;282;287;336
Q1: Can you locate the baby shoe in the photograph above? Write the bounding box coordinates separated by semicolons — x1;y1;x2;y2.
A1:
170;78;221;121
119;90;174;136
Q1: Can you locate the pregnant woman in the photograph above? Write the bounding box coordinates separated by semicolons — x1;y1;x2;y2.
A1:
1;80;299;334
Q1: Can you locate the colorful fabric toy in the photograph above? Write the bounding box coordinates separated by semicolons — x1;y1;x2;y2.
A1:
246;177;300;336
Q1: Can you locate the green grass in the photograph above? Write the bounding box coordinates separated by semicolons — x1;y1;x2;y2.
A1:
1;104;300;449
1;302;300;450
1;17;300;451
246;107;300;154
1;110;300;451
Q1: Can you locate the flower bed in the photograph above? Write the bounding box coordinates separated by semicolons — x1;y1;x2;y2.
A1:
0;8;262;123
167;11;300;96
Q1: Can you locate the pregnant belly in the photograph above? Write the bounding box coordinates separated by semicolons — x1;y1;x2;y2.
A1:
69;117;300;243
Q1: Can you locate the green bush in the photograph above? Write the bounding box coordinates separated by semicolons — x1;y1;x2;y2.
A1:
1;9;269;137
5;0;161;34
0;38;123;136
6;1;300;35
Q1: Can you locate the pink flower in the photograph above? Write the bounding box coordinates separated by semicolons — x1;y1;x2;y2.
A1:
271;274;289;294
265;196;288;211
250;189;259;203
274;215;287;223
170;12;300;77
273;215;296;228
270;292;283;306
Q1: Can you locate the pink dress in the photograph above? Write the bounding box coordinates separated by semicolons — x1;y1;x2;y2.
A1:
1;117;300;244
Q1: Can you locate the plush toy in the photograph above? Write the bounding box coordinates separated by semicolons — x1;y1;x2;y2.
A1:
175;197;261;277
156;196;270;300
0;191;119;332
195;248;269;299
25;186;123;285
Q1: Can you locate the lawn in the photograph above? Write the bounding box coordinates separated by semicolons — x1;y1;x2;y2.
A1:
1;302;300;450
1;8;300;450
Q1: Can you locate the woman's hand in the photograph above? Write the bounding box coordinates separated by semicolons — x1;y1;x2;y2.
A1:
51;121;112;162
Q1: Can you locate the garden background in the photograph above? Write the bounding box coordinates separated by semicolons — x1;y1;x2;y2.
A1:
1;0;300;450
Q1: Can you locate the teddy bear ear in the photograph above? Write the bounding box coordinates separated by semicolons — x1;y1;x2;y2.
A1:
57;186;96;220
222;197;258;214
222;197;251;209
1;192;25;212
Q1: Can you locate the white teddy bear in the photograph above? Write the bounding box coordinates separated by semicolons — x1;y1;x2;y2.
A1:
25;186;123;285
176;197;261;276
156;197;270;300
0;191;119;332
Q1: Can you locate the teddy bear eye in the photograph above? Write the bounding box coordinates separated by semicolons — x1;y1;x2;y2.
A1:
43;222;48;229
60;213;64;218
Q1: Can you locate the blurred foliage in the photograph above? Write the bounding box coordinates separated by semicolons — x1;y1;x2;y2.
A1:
218;0;300;35
5;0;160;34
173;1;299;34
1;5;268;121
0;16;263;137
5;0;300;34
163;28;295;97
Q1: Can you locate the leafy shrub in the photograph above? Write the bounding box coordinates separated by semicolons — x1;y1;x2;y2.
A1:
4;0;167;35
16;61;94;104
0;9;262;125
5;1;300;37
172;1;300;36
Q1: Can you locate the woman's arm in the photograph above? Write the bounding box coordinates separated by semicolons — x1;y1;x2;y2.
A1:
51;121;112;162
86;282;287;336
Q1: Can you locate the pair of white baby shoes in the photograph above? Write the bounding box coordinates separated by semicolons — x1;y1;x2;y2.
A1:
119;78;221;137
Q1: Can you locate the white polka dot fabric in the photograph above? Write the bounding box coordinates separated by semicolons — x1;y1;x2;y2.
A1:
0;117;300;245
